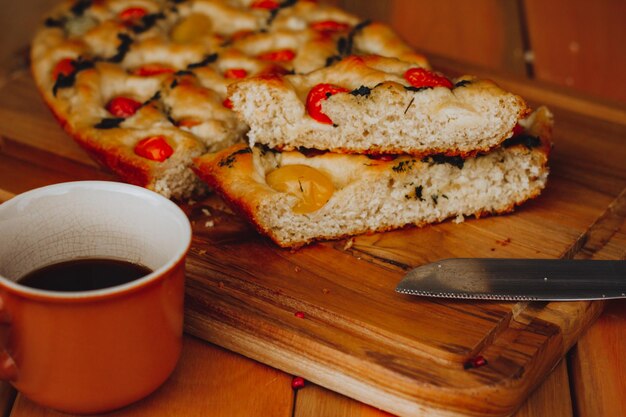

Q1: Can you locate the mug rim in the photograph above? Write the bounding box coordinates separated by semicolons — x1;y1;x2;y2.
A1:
0;181;192;301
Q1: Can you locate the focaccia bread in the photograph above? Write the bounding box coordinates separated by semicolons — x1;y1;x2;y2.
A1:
31;0;426;198
228;55;530;156
193;107;553;247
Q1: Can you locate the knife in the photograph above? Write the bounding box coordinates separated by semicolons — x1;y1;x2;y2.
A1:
395;258;626;301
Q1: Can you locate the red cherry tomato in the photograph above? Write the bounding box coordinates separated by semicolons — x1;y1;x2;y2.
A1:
368;154;397;162
134;64;175;76
257;49;296;62
222;98;234;109
404;67;453;89
224;68;248;79
105;97;142;118
305;83;349;124
134;136;174;162
512;123;524;136
53;58;75;80
250;0;280;10
118;7;148;24
310;20;351;34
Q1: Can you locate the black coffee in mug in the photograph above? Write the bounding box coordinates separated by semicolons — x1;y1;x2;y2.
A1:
18;258;152;292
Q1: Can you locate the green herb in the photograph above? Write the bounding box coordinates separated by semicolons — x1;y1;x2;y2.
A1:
421;154;464;169
404;86;432;93
392;159;415;173
218;147;252;168
404;185;425;201
454;80;472;88
187;53;218;69
404;97;415;114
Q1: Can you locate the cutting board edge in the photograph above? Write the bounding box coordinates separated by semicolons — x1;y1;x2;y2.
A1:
183;292;605;417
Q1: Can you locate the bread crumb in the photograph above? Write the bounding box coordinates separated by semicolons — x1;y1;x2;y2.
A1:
343;238;354;250
294;266;301;273
188;199;197;205
205;220;215;227
202;208;211;216
322;288;330;294
198;249;207;255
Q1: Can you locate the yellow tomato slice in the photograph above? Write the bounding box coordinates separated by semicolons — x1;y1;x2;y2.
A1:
171;14;212;43
266;164;335;214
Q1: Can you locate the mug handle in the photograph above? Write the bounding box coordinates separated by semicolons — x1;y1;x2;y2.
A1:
0;296;17;381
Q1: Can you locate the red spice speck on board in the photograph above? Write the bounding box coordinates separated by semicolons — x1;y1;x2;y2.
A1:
294;311;305;319
464;355;488;370
291;376;306;390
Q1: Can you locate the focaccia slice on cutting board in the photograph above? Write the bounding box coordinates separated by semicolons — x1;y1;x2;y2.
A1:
193;107;552;248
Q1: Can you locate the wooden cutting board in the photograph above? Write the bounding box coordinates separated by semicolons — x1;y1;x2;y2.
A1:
1;71;625;417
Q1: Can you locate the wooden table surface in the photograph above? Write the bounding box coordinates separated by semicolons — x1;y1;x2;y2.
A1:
0;57;625;417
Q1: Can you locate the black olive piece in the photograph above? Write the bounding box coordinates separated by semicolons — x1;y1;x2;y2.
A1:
454;79;472;88
52;58;95;96
70;0;92;16
107;33;133;63
131;12;165;34
94;118;124;129
502;134;542;149
44;17;65;28
186;54;218;69
350;86;371;96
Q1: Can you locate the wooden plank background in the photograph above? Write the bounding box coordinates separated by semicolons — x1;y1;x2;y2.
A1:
334;0;626;104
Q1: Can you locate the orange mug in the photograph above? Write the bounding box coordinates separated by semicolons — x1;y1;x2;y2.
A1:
0;181;192;414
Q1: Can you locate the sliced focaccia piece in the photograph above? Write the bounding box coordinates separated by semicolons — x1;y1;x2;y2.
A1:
228;55;529;156
193;107;552;248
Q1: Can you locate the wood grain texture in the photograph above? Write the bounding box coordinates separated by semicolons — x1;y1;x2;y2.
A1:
1;73;625;417
9;336;294;417
427;55;626;128
385;0;526;75
514;360;573;417
569;300;626;417
294;360;573;417
567;188;626;417
0;382;16;417
523;0;626;103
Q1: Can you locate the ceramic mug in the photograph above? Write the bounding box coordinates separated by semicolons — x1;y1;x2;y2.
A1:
0;181;191;414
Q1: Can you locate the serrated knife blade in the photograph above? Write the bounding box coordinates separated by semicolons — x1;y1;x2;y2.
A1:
395;258;626;301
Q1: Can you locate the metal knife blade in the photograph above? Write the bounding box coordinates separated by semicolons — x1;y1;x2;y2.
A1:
395;258;626;301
